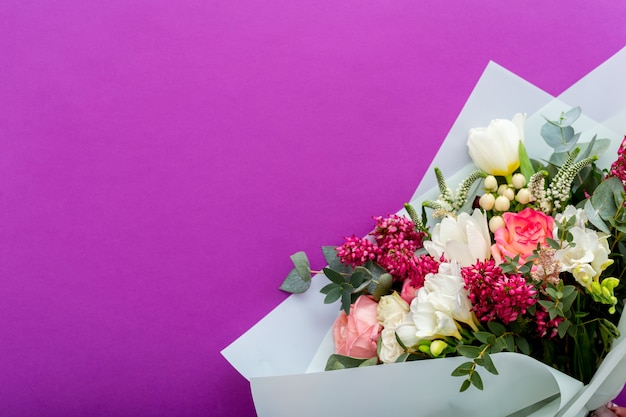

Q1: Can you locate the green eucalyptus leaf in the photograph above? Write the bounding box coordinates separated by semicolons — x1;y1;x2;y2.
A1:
349;271;366;289
323;286;343;304
504;334;515;352
558;320;571;338
591;176;623;219
279;268;311;293
456;345;482;358
290;251;311;279
341;287;352;314
567;324;578;338
515;336;530;355
323;267;346;285
372;273;393;301
320;283;336;294
470;371;484;390
482;352;499;375
474;332;494;345
585;199;612;234
487;322;506;336
562;107;582;125
451;362;473;376
546;238;562;250
541;123;578;153
359;357;379;367
460;379;471;392
325;354;376;371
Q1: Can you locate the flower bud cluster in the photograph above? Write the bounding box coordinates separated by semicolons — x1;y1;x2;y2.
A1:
477;174;536;232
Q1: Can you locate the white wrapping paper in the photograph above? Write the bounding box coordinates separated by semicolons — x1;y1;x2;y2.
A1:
222;46;626;417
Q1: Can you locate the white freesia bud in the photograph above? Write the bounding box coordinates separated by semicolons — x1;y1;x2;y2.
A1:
467;113;526;176
484;175;498;192
489;215;505;232
516;188;531;205
479;193;495;211
512;173;526;189
494;195;511;212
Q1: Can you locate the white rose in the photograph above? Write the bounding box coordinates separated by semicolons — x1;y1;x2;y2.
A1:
377;292;411;363
377;292;409;328
423;209;491;267
467;113;525;176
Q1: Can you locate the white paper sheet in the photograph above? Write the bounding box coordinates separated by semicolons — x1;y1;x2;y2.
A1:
222;46;626;417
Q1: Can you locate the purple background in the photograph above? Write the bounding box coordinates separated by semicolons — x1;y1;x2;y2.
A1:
1;1;626;416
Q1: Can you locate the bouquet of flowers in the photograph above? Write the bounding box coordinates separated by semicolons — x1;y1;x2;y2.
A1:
222;47;626;417
280;108;626;393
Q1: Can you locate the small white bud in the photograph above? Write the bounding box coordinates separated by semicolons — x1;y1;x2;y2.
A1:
497;184;509;196
503;187;515;201
484;175;498;192
479;193;495;211
512;173;526;189
516;188;531;205
494;195;511;212
489;215;505;233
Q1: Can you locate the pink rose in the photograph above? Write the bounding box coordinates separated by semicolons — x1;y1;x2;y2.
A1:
332;295;381;358
491;208;554;264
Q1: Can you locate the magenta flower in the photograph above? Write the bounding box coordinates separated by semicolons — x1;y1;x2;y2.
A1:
534;306;563;338
336;236;378;267
372;214;426;250
462;259;537;324
608;135;626;189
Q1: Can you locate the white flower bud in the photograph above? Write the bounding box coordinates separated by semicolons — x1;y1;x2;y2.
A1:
512;173;526;189
494;195;510;212
489;215;505;233
497;184;509;196
503;187;515;201
516;188;531;205
484;175;498;192
479;193;495;211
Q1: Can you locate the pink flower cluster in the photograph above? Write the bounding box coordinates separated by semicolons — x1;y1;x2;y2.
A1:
534;306;563;339
336;215;427;284
608;135;626;189
462;259;537;324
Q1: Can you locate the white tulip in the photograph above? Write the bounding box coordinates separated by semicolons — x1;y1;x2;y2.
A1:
467;113;526;176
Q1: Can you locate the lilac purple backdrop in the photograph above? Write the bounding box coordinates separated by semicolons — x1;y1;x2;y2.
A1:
1;1;626;416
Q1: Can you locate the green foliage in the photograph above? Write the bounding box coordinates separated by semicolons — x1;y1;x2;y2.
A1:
541;107;582;153
279;252;312;293
325;354;378;370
